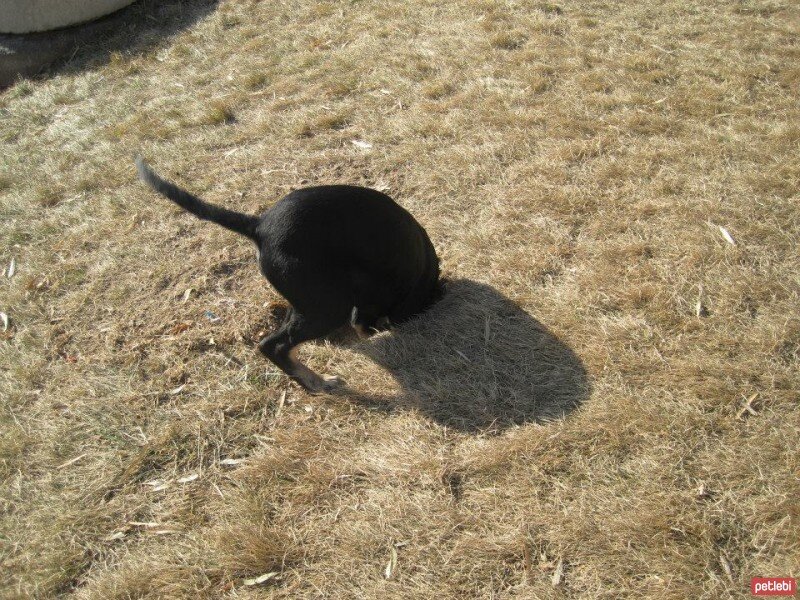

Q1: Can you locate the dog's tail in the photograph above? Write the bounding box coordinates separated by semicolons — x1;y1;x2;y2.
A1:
135;157;259;241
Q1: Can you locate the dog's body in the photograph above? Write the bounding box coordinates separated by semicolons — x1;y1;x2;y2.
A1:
136;158;440;393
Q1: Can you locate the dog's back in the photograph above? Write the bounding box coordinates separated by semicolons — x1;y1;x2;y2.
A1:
258;185;439;327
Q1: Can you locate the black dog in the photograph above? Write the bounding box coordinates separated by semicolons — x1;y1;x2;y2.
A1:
135;158;440;393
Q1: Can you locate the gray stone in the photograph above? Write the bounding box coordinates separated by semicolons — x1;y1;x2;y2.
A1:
0;12;123;87
0;0;135;34
0;1;219;89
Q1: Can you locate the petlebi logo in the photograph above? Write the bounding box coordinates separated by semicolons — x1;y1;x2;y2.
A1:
751;577;796;596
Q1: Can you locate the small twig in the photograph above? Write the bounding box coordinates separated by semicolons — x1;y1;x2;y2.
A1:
737;393;759;419
275;390;287;417
57;453;88;469
212;482;225;499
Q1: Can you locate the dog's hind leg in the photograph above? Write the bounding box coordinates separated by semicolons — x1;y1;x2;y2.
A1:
258;308;346;394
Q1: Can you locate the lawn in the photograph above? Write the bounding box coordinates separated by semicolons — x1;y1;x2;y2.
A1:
0;0;798;597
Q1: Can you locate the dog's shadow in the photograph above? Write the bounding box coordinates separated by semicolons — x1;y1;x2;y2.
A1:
344;279;591;433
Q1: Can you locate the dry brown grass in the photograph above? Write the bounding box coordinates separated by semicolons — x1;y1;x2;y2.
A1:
1;0;798;597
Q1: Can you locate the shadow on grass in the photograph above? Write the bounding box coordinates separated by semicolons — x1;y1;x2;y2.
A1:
346;279;591;433
2;0;218;85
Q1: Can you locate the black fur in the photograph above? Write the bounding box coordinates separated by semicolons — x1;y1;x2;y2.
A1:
135;158;440;393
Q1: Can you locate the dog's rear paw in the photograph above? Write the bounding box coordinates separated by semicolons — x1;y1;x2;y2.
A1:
321;375;344;392
302;374;345;395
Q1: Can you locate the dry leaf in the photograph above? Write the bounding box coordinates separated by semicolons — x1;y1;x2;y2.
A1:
0;312;8;332
169;384;186;395
182;288;193;302
384;546;398;579
178;473;199;483
551;558;564;586
719;226;736;245
522;542;533;584
220;458;243;466
128;213;140;231
243;572;279;586
170;321;191;334
696;483;712;500
538;555;555;571
105;531;126;541
7;258;15;278
719;551;734;583
351;139;373;150
144;479;170;492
